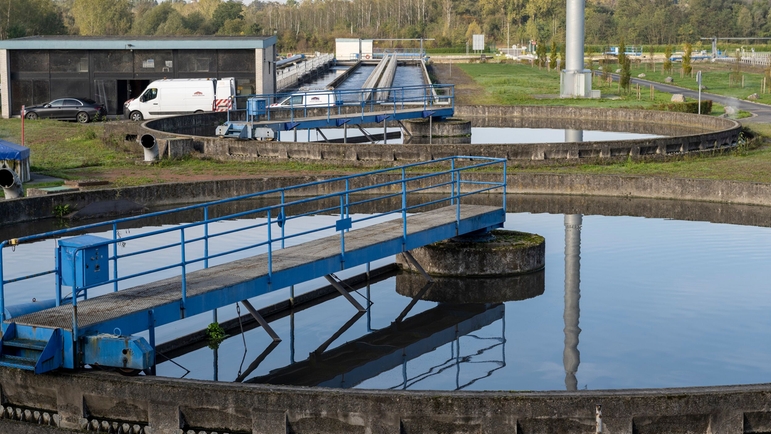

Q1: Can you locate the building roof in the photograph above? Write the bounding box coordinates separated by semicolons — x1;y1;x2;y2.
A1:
0;35;276;50
0;140;29;160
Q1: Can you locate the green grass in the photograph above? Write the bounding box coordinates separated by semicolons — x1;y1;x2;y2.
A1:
3;61;771;187
457;63;692;107
448;61;771;183
5;119;128;176
0;118;374;186
515;142;771;183
624;61;771;105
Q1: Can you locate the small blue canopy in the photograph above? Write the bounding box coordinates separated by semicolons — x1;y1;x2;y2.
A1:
0;139;29;160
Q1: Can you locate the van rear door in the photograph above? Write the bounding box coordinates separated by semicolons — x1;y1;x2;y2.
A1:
214;78;235;111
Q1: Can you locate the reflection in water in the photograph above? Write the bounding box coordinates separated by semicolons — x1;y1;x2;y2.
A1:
564;214;582;391
466;115;710;136
565;129;584;143
246;303;505;389
9;198;771;390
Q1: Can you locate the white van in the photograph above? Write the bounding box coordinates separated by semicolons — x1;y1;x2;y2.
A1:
124;78;236;121
270;90;337;108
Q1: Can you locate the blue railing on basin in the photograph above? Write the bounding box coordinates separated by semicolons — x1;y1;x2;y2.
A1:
228;83;454;124
0;156;506;323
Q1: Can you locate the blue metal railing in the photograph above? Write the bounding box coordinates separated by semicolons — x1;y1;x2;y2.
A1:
229;83;454;124
373;48;427;59
0;156;506;324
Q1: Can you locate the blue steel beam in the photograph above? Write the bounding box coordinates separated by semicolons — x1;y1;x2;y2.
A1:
263;107;453;132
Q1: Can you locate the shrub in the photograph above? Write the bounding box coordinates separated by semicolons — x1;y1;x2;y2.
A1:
653;99;712;114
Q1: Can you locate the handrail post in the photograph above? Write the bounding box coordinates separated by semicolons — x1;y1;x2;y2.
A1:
451;158;456;205
502;160;507;212
267;209;273;281
112;223;119;292
456;163;462;230
339;195;346;264
55;247;62;306
204;207;210;269
345;179;350;220
180;229;187;317
280;191;286;249
71;249;80;367
401;167;408;248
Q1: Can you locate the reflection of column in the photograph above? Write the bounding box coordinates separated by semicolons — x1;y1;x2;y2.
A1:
563;214;582;391
565;129;584;143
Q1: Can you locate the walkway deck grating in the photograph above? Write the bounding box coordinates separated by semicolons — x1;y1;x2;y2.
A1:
12;205;501;335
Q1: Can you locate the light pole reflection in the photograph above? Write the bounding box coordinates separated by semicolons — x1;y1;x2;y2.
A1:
563;214;582;391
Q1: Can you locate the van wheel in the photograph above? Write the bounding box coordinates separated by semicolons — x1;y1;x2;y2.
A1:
130;111;143;122
194;110;203;113
76;112;90;123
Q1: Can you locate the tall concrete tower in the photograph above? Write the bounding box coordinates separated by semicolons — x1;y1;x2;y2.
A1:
560;0;593;98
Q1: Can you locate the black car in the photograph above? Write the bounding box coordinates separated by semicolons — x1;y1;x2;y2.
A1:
23;97;106;123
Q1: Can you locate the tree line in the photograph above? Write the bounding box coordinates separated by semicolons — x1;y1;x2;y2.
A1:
0;0;766;54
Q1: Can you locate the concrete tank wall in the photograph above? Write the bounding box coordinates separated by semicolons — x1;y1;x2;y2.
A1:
2;368;771;434
4;177;771;433
127;105;741;165
6;172;771;225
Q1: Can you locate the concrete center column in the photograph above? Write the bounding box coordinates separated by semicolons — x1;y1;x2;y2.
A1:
560;0;593;98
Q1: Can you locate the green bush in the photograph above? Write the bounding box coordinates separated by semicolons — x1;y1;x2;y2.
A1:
653;99;712;114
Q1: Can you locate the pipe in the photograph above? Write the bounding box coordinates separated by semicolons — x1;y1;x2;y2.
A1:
4;298;58;319
0;165;24;199
140;134;159;161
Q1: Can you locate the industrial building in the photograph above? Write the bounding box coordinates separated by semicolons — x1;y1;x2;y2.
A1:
335;38;374;61
0;36;277;118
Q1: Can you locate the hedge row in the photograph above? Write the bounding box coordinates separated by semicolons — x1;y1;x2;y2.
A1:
653;100;712;114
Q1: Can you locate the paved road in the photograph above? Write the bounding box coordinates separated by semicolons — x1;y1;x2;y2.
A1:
610;73;771;123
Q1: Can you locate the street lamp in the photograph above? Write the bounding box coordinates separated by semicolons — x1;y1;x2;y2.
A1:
696;70;702;115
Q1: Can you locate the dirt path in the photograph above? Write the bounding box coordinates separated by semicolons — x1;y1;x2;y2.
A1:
428;63;487;106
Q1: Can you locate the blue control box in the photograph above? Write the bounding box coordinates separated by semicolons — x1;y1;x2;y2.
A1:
59;235;109;288
247;97;267;116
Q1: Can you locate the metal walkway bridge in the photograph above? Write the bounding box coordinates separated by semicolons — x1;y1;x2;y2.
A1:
0;157;506;374
276;53;335;91
216;84;454;140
